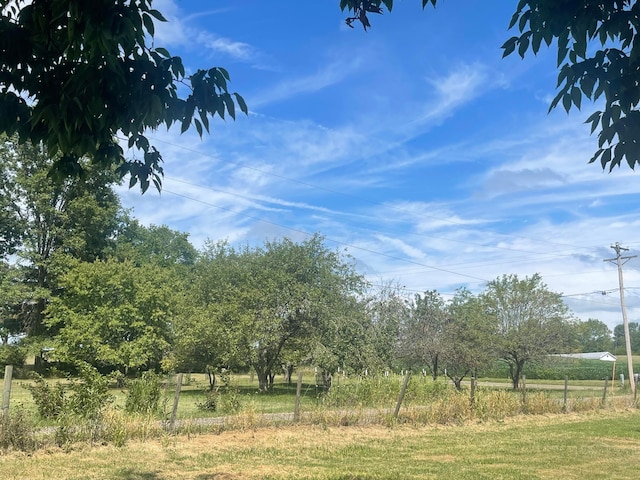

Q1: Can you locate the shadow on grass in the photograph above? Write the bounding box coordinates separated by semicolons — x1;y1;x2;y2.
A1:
115;468;162;479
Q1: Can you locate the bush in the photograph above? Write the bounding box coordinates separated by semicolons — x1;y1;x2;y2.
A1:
0;409;38;452
0;345;26;370
66;362;113;420
24;373;66;419
125;371;161;415
26;362;113;421
197;390;218;411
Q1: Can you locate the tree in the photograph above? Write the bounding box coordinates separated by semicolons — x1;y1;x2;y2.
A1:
241;235;366;392
396;290;447;379
341;1;640;171
0;137;122;337
365;281;406;372
113;219;198;268
574;318;613;353
440;288;496;390
0;0;247;191
45;259;176;373
309;295;376;389
0;263;32;345
481;273;573;389
613;321;640;354
189;235;366;393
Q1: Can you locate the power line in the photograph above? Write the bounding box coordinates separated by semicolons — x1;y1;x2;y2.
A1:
162;188;489;283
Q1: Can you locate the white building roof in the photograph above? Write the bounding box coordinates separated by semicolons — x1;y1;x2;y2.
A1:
554;352;617;362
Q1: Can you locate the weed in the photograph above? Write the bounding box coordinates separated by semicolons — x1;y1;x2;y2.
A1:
0;409;38;453
125;371;161;415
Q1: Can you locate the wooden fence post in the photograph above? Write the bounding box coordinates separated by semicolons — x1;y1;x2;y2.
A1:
563;375;568;409
393;371;411;419
169;373;183;431
293;370;303;422
2;365;13;415
601;377;608;405
521;375;526;404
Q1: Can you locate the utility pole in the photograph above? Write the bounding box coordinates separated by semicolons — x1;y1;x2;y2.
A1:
604;243;636;395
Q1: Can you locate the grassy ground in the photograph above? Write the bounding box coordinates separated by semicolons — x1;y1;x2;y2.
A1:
0;409;638;479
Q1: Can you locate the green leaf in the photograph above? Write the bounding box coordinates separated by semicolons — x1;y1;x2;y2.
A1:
149;9;167;22
382;0;393;12
562;93;572;113
517;34;530;58
501;37;518;58
142;12;154;36
234;93;249;115
571;86;582;109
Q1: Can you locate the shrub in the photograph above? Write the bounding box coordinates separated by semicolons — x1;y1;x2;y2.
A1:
24;373;66;419
66;362;113;420
523;392;563;415
197;389;218;411
0;345;26;370
125;371;161;415
0;409;38;452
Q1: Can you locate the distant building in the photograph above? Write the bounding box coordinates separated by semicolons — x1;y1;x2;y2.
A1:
552;352;617;362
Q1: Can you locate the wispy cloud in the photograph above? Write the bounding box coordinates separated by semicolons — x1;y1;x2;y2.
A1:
250;57;366;108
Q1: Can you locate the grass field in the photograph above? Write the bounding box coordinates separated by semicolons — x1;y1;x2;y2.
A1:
0;409;638;479
5;371;632;422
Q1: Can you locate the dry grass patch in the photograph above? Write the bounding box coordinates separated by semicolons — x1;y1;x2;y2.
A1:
1;409;639;479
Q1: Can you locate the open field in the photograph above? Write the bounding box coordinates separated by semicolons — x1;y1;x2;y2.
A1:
1;409;639;479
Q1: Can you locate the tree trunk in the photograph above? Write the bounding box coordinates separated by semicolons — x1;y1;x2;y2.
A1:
256;368;269;393
283;364;293;384
206;369;216;391
431;354;439;380
321;370;332;391
453;378;463;391
509;360;524;390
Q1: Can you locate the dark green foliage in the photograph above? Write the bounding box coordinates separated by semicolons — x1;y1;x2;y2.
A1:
24;373;66;419
197;389;219;412
26;363;113;420
0;1;247;192
0;345;26;369
125;371;161;415
480;357;639;382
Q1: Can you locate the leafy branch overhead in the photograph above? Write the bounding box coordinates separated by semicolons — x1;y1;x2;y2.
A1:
0;0;248;192
342;0;640;171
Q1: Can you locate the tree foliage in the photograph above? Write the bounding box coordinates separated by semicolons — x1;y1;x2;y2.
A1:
341;0;640;171
573;318;613;353
0;0;247;192
613;321;640;353
440;288;495;390
396;289;446;378
46;259;177;372
0;136;122;337
481;273;574;389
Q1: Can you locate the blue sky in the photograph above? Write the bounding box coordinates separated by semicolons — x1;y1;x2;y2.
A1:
117;0;640;331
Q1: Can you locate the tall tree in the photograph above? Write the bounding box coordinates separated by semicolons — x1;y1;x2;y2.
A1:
0;0;247;191
574;318;613;353
113;219;198;267
396;290;447;379
481;273;573;389
46;259;176;373
341;0;640;171
613;321;640;354
0;137;122;337
190;235;366;393
440;288;496;390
